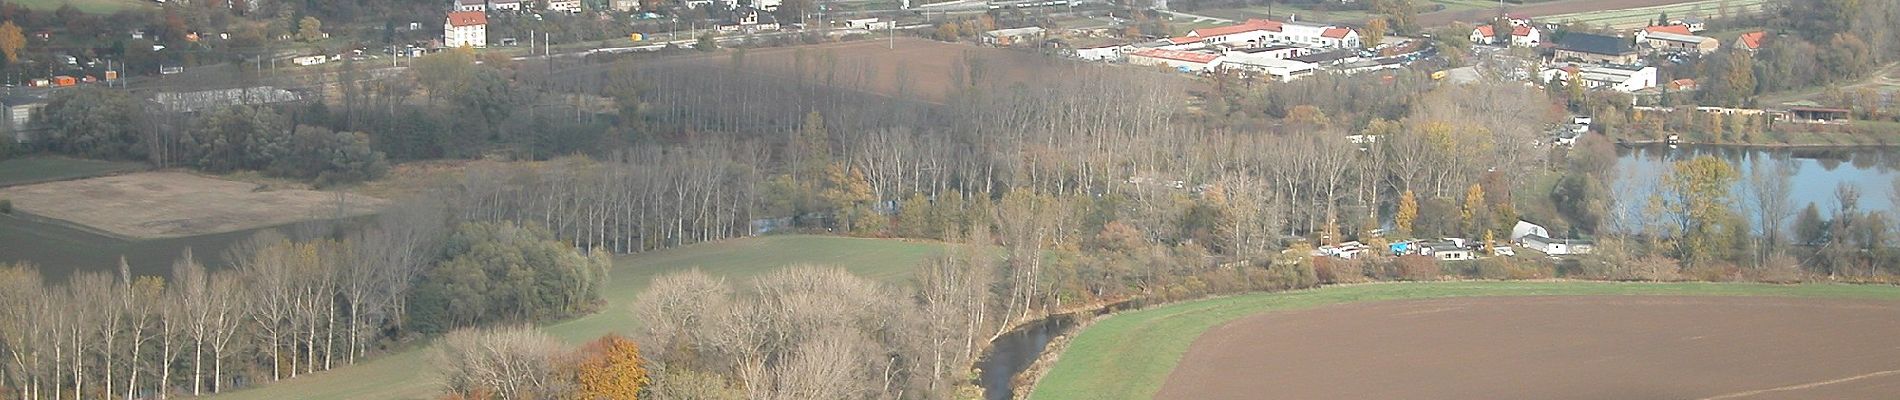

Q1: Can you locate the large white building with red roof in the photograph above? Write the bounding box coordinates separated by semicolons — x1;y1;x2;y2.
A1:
445;11;488;48
1472;24;1541;47
1162;18;1360;50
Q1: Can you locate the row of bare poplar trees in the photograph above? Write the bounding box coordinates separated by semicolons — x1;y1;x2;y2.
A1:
0;206;441;400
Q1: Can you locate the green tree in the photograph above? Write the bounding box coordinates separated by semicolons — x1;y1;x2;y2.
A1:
695;33;717;51
298;16;324;42
36;88;145;159
409;222;610;334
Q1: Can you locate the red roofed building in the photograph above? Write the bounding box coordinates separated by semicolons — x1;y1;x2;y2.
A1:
1472;24;1540;47
1735;31;1766;52
1167;18;1359;49
445;11;488;48
1471;25;1496;45
1643;25;1692;35
1127;49;1223;72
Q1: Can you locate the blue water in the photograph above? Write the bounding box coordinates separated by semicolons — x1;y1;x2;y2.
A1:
1612;146;1899;234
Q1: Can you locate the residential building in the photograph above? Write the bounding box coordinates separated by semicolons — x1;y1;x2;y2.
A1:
1554;33;1639;64
982;27;1045;46
491;0;522;11
1667;16;1707;32
1127;49;1222;73
546;0;581;13
444;11;488;48
612;0;639;11
1422;243;1475;261
1509;26;1541;47
1735;31;1766;52
1637;29;1718;54
717;8;779;33
1540;64;1657;92
455;0;487;12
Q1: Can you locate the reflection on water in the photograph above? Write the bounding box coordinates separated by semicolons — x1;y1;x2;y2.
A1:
1612;145;1900;233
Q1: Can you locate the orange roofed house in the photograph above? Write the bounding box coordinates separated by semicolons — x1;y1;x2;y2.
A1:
1127;48;1223;73
445;11;488;48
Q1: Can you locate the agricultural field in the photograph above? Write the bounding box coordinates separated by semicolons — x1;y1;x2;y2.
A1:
0;211;282;278
0;156;146;187
0;171;384;239
1030;281;1900;400
8;0;152;13
1416;0;1744;27
641;37;1123;102
1542;0;1775;30
208;235;945;400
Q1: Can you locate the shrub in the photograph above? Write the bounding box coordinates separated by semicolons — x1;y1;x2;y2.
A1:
0;199;10;214
1396;255;1439;281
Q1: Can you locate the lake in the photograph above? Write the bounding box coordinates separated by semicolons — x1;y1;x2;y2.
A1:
1612;145;1900;234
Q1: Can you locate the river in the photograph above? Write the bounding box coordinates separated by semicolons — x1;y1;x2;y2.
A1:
1612;145;1900;233
977;316;1076;400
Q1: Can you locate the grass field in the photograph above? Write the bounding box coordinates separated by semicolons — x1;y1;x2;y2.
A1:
0;156;146;187
0;211;362;279
207;235;945;400
9;0;151;13
1029;281;1900;400
1543;0;1774;29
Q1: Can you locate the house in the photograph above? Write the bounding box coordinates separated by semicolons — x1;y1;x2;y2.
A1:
1520;235;1594;255
444;11;488;48
1667;16;1707;33
1126;49;1222;73
1734;31;1766;52
545;0;581;13
843;18;893;30
1510;26;1541;47
754;0;781;11
1422;243;1475;261
1540;64;1657;92
1318;241;1373;259
491;0;523;11
1668;78;1698;91
2;95;44;144
611;0;639;11
717;8;779;33
1220;56;1317;81
1065;39;1132;61
1637;28;1718;54
1471;25;1497;45
455;0;486;12
292;55;328;66
1554;33;1639;64
982;27;1045;46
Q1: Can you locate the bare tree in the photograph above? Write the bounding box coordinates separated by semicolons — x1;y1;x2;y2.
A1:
433;325;574;399
230;231;296;380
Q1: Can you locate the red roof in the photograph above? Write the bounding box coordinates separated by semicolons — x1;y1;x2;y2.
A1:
1474;25;1494;37
1131;49;1220;64
447;11;487;27
1644;25;1691;35
1166;36;1200;45
1669;78;1697;90
1738;31;1766;50
1321;27;1353;39
1188;19;1283;38
1512;26;1534;37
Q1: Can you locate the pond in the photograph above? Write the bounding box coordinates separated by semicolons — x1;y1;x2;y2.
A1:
1611;145;1900;234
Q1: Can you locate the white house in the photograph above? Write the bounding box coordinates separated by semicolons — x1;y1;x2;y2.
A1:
1471;25;1497;45
444;11;488;48
1127;49;1222;73
1521;235;1594;255
491;0;523;11
611;0;639;10
1473;25;1540;47
1422;243;1475;261
1540;64;1657;93
545;0;581;13
455;0;487;12
982;27;1045;46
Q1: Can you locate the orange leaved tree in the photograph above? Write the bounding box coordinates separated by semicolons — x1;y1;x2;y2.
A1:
573;334;650;400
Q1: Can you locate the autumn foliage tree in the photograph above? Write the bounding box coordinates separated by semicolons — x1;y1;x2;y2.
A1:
572;334;649;400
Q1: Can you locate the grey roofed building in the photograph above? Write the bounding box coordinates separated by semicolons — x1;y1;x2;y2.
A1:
152;86;303;113
1555;33;1635;57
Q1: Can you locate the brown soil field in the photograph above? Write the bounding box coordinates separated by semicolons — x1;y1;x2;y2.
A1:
1419;0;1705;26
647;38;1118;101
0;172;385;239
1159;296;1900;400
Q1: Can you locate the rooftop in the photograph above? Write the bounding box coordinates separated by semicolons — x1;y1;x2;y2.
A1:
1556;33;1634;56
1188;19;1283;38
1738;31;1767;49
1644;31;1713;44
1643;25;1691;35
1130;48;1220;64
447;11;487;27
